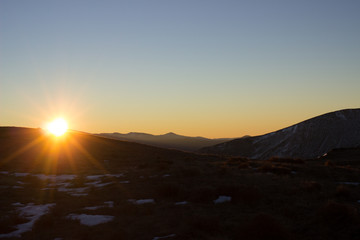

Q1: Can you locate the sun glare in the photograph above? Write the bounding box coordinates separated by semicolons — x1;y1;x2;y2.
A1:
46;118;68;137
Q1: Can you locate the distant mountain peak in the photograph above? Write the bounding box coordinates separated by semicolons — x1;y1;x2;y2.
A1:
96;131;234;152
163;132;178;136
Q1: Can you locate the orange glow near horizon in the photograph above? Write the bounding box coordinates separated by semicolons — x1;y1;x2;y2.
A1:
46;118;68;137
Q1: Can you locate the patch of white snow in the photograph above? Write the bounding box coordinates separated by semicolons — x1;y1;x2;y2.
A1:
12;202;24;206
152;234;176;240
85;181;113;188
67;214;114;226
214;196;231;204
13;173;30;177
0;203;55;238
104;201;114;208
337;182;360;186
128;199;155;205
86;175;104;180
84;201;114;210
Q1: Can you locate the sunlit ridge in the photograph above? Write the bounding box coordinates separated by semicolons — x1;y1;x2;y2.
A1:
46;118;68;137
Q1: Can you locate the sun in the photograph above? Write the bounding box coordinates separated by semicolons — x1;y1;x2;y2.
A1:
46;118;68;136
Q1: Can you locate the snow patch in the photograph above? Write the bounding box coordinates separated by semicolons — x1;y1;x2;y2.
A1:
57;186;89;196
214;196;231;204
107;173;124;178
85;181;113;188
67;214;114;226
33;174;76;181
86;175;105;180
104;201;114;208
84;201;114;210
0;203;55;238
175;201;188;205
12;202;24;207
13;173;30;177
152;234;176;240
70;193;88;197
128;199;155;205
86;173;124;180
337;182;360;186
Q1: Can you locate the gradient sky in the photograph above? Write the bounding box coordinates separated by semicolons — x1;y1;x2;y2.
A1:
1;0;359;138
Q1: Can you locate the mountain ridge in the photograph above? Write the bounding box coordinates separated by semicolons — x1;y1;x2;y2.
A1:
199;108;360;159
0;127;197;173
96;132;234;152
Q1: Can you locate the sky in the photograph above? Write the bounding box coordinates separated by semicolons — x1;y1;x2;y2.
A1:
1;0;359;138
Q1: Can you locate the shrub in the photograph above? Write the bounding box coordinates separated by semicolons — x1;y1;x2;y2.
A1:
269;157;305;164
216;184;262;206
187;214;221;234
189;187;217;203
156;182;185;200
0;214;28;234
324;160;335;167
335;185;352;198
238;162;250;169
258;162;292;175
137;162;150;169
155;160;172;171
177;167;202;177
70;175;86;187
258;162;273;172
240;213;290;240
302;181;322;192
226;157;249;167
318;201;359;228
271;166;292;175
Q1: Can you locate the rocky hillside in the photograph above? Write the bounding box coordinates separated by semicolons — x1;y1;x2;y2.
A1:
200;109;360;159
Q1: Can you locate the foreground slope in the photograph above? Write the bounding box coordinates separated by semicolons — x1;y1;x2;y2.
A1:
0;127;197;173
200;109;360;159
1;127;360;239
96;132;233;152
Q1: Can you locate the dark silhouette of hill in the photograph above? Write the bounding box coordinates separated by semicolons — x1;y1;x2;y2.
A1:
96;132;233;152
199;109;360;159
0;127;202;173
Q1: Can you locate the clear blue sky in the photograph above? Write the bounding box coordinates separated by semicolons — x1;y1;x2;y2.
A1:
1;0;359;138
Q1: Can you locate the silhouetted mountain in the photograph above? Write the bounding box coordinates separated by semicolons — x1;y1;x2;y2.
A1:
199;109;360;159
96;132;233;152
0;127;199;173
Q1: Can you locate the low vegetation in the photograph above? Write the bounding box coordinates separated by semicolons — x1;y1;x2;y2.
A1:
0;129;360;239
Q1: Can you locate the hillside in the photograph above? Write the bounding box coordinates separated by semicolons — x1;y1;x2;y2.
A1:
200;108;360;159
96;132;233;152
1;127;360;239
0;127;198;174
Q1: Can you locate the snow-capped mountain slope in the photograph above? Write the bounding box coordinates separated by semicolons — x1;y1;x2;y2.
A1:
199;109;360;159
